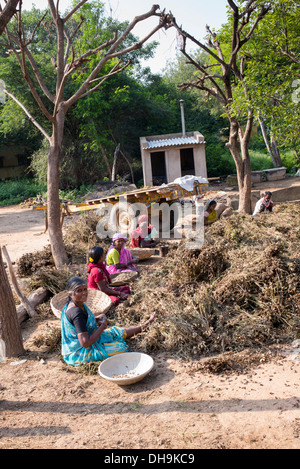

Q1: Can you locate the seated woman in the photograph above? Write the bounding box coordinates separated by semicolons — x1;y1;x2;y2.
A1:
204;200;218;225
87;246;130;306
130;215;158;248
61;276;156;366
106;233;138;275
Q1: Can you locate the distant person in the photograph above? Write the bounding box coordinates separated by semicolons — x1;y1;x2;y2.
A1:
253;191;274;217
130;215;158;248
204;200;218;225
106;233;138;274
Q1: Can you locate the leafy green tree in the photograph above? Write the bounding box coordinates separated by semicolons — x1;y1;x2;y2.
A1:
0;0;172;267
170;0;273;213
164;52;234;177
239;0;300;165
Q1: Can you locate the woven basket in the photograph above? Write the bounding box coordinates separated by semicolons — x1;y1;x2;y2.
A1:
50;288;112;319
109;270;138;286
129;248;155;261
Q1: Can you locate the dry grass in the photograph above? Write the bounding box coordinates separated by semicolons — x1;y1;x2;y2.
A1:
116;204;300;358
16;244;87;277
32;325;61;353
17;205;300;366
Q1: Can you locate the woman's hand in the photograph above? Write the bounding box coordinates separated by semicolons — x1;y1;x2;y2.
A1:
128;256;138;264
98;314;107;330
79;314;107;349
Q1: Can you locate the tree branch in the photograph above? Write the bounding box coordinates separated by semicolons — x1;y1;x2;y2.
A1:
3;88;50;140
63;0;89;23
5;28;55;105
64;5;171;110
107;22;163;59
0;0;19;36
79;60;130;99
179;49;227;104
171;16;227;68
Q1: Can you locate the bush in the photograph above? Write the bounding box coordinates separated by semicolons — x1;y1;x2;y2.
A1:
0;178;46;206
28;139;49;185
281;151;299;173
206;143;235;177
249;150;273;171
249;149;299;173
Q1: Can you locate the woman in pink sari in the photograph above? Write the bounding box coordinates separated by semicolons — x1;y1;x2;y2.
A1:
106;233;138;275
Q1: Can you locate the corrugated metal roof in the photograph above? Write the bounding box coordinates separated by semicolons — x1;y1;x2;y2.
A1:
144;136;204;150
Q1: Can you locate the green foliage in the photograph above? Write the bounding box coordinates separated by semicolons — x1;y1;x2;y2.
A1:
249;150;297;173
281;151;299;173
0;178;46;206
249;151;273;171
233;0;300;153
58;183;97;202
28;139;49;184
1;0;298;190
206;143;235;177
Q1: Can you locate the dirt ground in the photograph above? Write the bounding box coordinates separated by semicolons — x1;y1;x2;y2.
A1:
0;180;300;450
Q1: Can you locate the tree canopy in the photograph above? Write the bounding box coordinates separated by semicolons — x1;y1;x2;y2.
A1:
0;0;298;193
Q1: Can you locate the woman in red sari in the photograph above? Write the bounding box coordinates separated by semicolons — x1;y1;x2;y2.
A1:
87;246;130;306
130;214;158;248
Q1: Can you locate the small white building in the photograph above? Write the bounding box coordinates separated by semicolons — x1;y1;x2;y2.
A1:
140;130;207;187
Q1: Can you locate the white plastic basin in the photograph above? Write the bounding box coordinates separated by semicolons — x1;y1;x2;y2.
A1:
98;352;154;385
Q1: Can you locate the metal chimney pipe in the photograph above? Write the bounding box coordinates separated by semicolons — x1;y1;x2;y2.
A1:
180;99;186;137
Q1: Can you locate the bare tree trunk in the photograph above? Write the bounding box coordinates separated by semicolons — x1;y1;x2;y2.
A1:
111;143;120;181
227;118;252;214
294;149;300;165
239;143;253;214
271;136;282;167
47;146;68;267
2;245;36;318
47;111;69;268
259;115;275;162
120;148;135;184
239;116;253;214
99;142;112;179
0;0;19;36
0;247;24;358
259;116;282;167
17;288;50;324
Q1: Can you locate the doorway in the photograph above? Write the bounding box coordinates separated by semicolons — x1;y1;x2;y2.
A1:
151;151;167;185
180;148;195;176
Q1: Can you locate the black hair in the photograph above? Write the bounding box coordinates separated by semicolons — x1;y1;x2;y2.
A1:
67;276;86;294
205;199;217;210
88;246;104;264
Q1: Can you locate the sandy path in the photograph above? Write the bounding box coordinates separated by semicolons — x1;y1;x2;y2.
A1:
0;205;50;263
0;344;299;449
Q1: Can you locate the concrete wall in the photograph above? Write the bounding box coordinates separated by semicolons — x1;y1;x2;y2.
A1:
0;165;27;179
140;132;207;187
0;144;28;180
165;148;181;183
193;145;207;179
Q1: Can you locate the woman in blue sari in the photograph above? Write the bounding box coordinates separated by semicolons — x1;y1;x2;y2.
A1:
61;277;156;366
